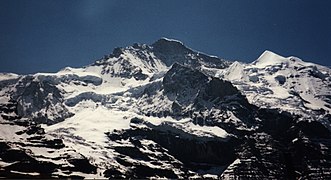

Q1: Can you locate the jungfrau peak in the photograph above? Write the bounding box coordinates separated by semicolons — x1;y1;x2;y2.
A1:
0;38;330;179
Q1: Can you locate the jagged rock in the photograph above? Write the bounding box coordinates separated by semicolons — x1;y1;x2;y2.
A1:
152;38;230;69
68;158;97;174
200;78;239;101
13;78;73;125
275;75;286;85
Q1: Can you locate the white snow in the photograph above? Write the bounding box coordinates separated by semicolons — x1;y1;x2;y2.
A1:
143;116;229;139
0;73;19;81
160;37;184;45
10;171;40;176
45;106;132;145
222;61;248;81
223;50;331;122
253;50;288;68
0;124;26;141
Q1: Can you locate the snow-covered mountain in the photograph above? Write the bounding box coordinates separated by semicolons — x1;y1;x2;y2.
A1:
219;50;331;129
0;38;330;179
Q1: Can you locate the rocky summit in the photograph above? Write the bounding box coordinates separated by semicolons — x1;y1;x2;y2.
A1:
0;38;331;179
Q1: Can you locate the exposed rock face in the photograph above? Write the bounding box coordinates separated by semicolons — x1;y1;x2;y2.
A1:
152;38;195;66
163;63;208;94
163;63;209;108
137;63;255;126
106;125;239;179
220;109;331;179
0;120;96;179
199;78;239;101
152;38;231;69
14;77;73;125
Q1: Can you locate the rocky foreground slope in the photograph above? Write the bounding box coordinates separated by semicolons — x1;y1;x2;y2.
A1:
0;38;330;179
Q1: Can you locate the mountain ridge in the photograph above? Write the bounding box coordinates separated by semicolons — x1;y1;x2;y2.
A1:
0;38;330;179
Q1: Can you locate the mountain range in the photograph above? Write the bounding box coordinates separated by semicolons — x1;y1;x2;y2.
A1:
0;38;330;179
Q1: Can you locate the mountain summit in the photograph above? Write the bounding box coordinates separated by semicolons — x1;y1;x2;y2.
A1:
0;38;331;179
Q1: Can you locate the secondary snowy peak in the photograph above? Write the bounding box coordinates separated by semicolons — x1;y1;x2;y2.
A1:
253;50;288;67
251;50;322;69
221;50;331;129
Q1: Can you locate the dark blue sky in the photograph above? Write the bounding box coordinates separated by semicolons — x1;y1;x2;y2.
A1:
0;0;330;74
